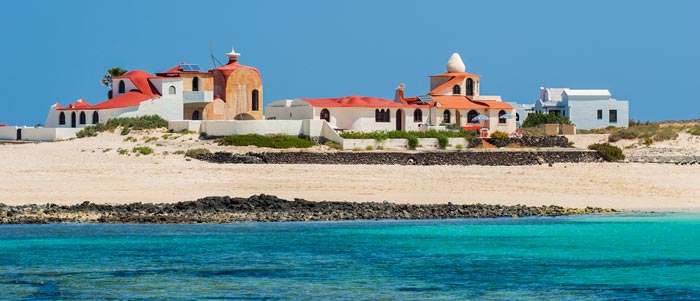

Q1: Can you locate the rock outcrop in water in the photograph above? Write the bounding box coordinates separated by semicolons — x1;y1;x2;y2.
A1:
0;195;617;224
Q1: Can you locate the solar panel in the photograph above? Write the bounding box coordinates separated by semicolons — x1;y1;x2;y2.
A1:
189;64;201;71
417;95;434;103
180;64;202;72
181;64;192;71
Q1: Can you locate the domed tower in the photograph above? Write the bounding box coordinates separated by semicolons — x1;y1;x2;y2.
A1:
429;53;480;97
211;48;263;120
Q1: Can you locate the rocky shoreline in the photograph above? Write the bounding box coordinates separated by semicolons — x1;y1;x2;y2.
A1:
0;194;618;224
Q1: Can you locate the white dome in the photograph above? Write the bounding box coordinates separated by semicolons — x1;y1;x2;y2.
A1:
446;53;466;73
226;47;240;59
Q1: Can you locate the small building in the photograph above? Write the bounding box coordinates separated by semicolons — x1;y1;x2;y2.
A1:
534;87;629;130
44;48;263;128
267;53;517;135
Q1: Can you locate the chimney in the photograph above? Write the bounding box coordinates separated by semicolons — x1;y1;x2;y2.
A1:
394;83;406;103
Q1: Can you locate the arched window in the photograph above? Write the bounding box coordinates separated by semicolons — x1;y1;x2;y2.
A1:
252;89;259;111
384;109;390;122
192;110;200;120
320;109;330;122
79;111;86;124
465;78;474;96
118;81;125;93
499;110;507;124
71;112;76;128
375;109;380;122
59;112;66;125
443;110;451;123
467;110;478;123
452;85;461;95
192;77;199;91
92;111;99;124
516;113;520;121
413;109;422;123
169;86;176;95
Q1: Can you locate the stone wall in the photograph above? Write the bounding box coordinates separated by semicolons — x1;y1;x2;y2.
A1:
485;136;569;148
199;150;602;166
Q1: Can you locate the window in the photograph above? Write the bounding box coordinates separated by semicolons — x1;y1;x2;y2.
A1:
597;110;603;120
516;113;520;122
498;110;506;124
413;109;422;122
375;109;380;122
467;110;478;123
609;110;617;123
376;109;390;122
452;85;461;95
118;81;125;93
169;86;176;95
443;110;451;123
192;77;199;91
192;110;200;120
320;109;330;122
92;111;99;124
79;111;86;124
59;112;65;125
252;89;259;111
465;78;474;96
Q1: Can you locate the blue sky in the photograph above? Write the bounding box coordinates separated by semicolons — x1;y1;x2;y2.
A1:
0;0;697;125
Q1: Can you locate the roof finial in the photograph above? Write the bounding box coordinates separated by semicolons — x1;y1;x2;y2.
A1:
226;47;240;61
446;53;466;73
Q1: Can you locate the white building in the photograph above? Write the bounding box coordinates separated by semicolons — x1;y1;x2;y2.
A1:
267;53;517;135
532;87;629;130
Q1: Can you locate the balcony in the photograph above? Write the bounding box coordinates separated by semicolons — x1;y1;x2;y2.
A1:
183;91;213;104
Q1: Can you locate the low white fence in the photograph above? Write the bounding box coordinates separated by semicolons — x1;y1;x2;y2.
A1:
0;126;81;141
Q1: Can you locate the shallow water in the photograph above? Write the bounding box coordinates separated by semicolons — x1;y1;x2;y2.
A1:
1;214;699;300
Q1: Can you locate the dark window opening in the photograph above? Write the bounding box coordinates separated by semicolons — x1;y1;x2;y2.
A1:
375;109;380;122
59;112;66;125
465;78;474;96
252;89;259;111
516;113;520;122
71;112;76;128
452;85;461;95
92;111;99;124
443;110;451;123
169;86;176;94
192;77;200;91
597;110;603;120
118;81;125;93
499;110;507;124
320;109;330;122
609;110;618;123
79;112;86;125
467;110;478;123
192;110;200;120
413;109;422;123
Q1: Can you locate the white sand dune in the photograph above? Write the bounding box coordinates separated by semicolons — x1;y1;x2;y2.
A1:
1;131;698;210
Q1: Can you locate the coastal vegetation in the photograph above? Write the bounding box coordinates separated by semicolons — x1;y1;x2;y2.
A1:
74;115;169;139
588;143;625;161
607;123;679;143
132;146;154;155
521;112;572;128
340;129;477;150
216;134;316;149
490;131;509;139
184;148;211;159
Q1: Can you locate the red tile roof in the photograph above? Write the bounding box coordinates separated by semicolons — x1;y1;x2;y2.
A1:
429;75;466;95
299;96;427;108
475;100;514;109
432;96;488;109
58;70;161;111
212;60;260;78
113;70;161;96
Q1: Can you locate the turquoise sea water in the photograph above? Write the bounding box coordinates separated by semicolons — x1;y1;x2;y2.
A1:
1;214;699;300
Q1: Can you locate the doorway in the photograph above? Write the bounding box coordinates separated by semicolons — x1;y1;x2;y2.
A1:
71;112;76;128
396;109;404;131
16;128;21;140
456;110;462;126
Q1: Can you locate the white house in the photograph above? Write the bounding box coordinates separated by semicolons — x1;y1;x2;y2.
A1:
267;53;517;136
533;87;629;130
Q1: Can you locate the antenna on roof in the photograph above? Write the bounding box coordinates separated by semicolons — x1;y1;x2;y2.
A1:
210;40;224;68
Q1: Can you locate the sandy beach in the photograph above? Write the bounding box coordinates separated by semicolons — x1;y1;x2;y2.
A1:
1;131;699;210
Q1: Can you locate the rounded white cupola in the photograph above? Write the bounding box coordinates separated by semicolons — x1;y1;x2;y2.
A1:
226;47;241;61
446;53;466;73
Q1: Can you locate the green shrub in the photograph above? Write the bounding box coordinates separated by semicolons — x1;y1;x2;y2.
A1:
184;148;211;158
407;136;419;149
689;126;700;136
132;146;154;155
608;128;640;142
490;131;509;139
102;148;112;153
123;136;137;142
455;144;463;150
144;136;158;143
653;127;678;142
643;137;653;146
120;127;131;136
588;143;625;161
437;135;448;149
75;125;99;138
105;115;168;131
216;134;316;149
365;145;374;151
173;150;186;155
117;148;129;155
324;141;342;150
521;112;572;128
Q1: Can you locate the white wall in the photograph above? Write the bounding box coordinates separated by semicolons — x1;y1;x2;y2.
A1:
266;99;314;120
0;126;18;140
568;100;629;130
16;127;82;141
121;96;183;121
45;106;137;128
168;120;202;132
202;120;306;136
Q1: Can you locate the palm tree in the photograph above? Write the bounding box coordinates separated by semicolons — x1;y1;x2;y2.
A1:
101;67;128;99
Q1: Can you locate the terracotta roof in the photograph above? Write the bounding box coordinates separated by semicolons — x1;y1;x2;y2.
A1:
429;75;466;95
474;100;514;109
58;92;155;111
113;70;160;96
432;96;488;109
299;96;427;108
212;60;260;78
